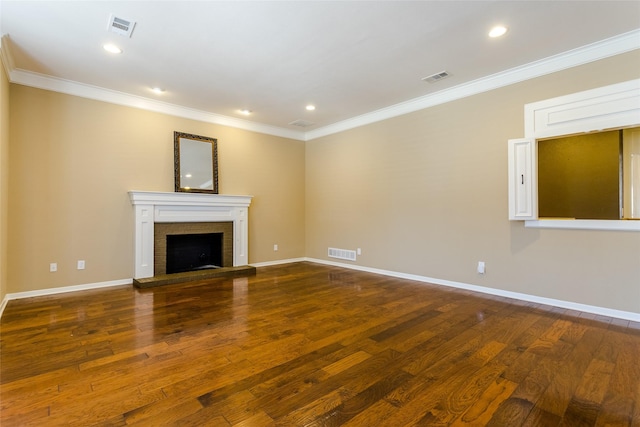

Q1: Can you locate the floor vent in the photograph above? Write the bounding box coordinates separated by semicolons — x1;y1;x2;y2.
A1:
328;247;357;261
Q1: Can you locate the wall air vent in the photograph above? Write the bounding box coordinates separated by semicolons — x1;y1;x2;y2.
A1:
108;14;136;38
328;247;357;261
422;71;450;83
289;119;315;128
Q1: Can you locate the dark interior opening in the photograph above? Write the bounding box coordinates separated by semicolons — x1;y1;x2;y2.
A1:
166;233;223;274
538;129;621;219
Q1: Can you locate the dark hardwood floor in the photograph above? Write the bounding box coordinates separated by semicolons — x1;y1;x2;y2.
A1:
1;262;639;426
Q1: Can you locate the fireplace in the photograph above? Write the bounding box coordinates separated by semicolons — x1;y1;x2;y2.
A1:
167;233;222;273
154;222;233;275
129;191;253;282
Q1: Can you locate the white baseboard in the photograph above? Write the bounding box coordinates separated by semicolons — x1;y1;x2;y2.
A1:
305;257;640;322
0;295;8;320
250;258;307;268
2;261;638;323
0;278;132;319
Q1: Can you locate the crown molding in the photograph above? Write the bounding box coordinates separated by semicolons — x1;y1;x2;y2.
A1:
2;30;639;142
8;68;307;141
0;35;16;78
305;29;640;140
2;33;306;140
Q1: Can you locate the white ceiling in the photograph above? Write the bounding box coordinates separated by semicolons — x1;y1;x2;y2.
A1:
1;1;639;140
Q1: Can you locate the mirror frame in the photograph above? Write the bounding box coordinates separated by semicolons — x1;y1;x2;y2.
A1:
174;131;219;194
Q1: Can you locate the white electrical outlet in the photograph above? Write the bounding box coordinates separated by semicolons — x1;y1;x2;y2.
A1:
50;263;57;272
77;260;85;270
477;261;486;274
273;244;278;251
357;248;362;256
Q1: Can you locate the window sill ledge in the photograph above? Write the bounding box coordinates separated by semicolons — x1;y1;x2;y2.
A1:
524;219;640;231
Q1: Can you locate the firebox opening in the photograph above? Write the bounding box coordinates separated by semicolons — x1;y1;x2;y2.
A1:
166;233;223;274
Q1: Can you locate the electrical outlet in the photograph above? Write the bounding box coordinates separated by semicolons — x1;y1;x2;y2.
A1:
273;244;278;251
77;260;85;270
357;248;362;256
50;263;57;272
477;261;486;274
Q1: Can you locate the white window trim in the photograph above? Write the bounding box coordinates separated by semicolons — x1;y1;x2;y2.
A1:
525;219;640;231
510;79;640;231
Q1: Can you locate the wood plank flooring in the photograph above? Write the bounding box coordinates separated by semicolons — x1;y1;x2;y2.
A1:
1;262;639;426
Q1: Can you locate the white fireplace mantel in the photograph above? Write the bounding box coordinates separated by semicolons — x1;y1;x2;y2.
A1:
129;191;253;279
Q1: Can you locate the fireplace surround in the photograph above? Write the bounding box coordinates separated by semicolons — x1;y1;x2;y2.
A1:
129;191;253;282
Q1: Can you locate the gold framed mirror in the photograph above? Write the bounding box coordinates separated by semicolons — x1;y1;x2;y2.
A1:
174;131;219;194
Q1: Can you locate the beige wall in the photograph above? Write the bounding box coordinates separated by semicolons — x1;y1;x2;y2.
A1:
0;52;9;304
8;87;305;293
5;49;640;315
306;50;640;313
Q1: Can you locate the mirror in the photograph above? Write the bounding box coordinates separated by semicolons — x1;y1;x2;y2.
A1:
174;131;218;194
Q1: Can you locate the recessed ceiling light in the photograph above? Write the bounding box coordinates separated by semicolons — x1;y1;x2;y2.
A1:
306;105;316;111
489;25;508;38
151;87;165;94
239;109;252;115
102;43;122;54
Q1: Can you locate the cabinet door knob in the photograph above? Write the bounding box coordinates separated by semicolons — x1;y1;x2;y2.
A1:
521;174;524;185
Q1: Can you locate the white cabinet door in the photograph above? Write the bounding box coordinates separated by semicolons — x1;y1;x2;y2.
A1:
508;138;537;220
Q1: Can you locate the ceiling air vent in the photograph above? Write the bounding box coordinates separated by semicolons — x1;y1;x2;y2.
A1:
422;71;450;83
108;14;136;38
289;119;315;128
